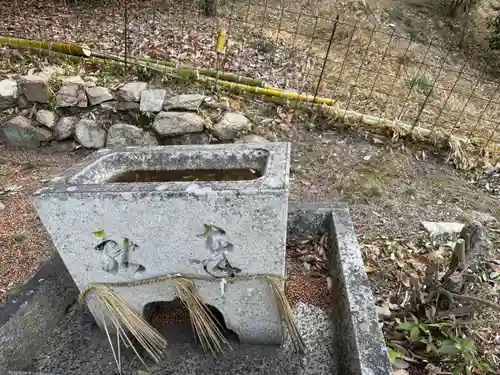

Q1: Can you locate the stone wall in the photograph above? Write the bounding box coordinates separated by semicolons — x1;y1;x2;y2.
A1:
0;68;268;149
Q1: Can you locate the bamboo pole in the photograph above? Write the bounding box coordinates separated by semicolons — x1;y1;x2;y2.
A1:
27;48;113;65
138;56;267;87
8;37;335;105
0;36;91;56
0;36;266;87
200;75;335;105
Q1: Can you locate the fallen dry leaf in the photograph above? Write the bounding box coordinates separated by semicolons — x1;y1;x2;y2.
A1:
395;259;406;268
407;255;429;270
490;261;500;273
229;100;241;110
392;358;409;369
397;271;411;288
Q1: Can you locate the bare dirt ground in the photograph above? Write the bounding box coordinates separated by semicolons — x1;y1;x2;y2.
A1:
0;145;90;303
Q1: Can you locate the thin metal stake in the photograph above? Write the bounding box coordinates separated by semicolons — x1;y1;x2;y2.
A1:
312;15;339;109
123;0;128;70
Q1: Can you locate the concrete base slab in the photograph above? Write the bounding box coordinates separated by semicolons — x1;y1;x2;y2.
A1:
0;201;392;375
18;300;333;375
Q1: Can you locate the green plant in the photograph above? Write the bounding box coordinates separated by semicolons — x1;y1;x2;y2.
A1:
408;74;433;95
387;344;408;369
47;74;62;110
394;314;496;374
488;13;500;51
12;231;27;243
177;68;198;84
367;184;384;198
404;184;417;197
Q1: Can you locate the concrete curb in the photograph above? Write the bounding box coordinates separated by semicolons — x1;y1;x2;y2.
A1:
288;202;392;375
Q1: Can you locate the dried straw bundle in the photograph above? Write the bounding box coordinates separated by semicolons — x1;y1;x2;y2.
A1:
175;278;231;356
79;284;168;374
80;275;305;374
268;277;306;354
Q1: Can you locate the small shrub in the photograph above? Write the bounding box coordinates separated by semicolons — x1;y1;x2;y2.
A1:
487;13;500;51
408;74;433;96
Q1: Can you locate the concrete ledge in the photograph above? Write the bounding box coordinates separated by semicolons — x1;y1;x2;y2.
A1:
0;255;78;373
0;201;391;375
289;202;392;375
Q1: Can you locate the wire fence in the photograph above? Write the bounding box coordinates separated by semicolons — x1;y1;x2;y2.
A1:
2;0;500;169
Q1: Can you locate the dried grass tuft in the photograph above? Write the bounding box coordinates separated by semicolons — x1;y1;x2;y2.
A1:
268;277;306;354
80;275;305;374
175;277;231;356
80;284;168;374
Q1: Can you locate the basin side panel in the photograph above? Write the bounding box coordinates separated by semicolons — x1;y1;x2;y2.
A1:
33;191;288;289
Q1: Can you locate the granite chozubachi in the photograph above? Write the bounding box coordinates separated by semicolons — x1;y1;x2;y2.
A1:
32;143;292;345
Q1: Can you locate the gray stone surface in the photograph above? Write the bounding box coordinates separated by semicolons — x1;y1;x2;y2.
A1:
6;300;334;375
143;132;159;146
0;115;52;148
83;81;97;89
56;76;87;108
35;110;57;129
213;112;251;141
164;132;210;145
117;82;148;102
140;89;167;112
327;206;392;375
32;143;291;344
85;86;113;106
0;255;78;373
16;95;29;110
153;111;205;136
100;101;140;111
19;75;50;103
74;119;106;148
8;372;57;375
285;303;336;375
53;116;77;140
236;134;268;144
0;79;18;109
106;123;154;147
163;94;206;111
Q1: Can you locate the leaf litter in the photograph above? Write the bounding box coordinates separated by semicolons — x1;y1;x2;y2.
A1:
0;145;89;303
